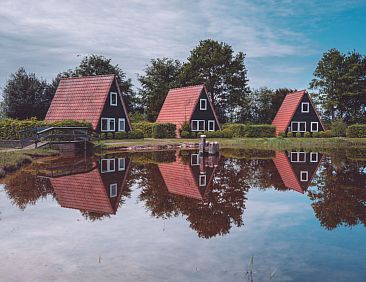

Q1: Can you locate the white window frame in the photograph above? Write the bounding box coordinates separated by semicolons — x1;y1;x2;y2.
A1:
118;158;125;171
300;171;308;182
101;158;115;173
109;183;118;198
191;120;205;132
199;174;207;186
301;102;309;113
110;92;118;106
200;99;207;110
310;152;318;163
208;120;215;131
191;154;199;166
290;152;306;163
101;118;115;132
118;118;126;132
291;121;306;132
310;122;318;132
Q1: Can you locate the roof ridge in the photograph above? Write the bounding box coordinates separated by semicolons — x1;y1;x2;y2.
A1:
169;84;205;91
61;74;116;80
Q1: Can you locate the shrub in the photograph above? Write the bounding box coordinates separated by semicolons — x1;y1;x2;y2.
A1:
204;129;233;138
278;131;286;138
128;129;144;139
304;132;311;138
180;131;192;138
245;125;275;138
114;132;128;139
180;121;190;132
318;130;332;138
346;124;366;138
312;131;320;138
295;132;302;138
331;119;347;137
132;121;154;138
152;123;176;138
222;124;247;137
286;132;293;138
129;113;147;123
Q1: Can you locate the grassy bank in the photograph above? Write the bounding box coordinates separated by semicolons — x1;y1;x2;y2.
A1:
100;137;366;151
0;149;59;178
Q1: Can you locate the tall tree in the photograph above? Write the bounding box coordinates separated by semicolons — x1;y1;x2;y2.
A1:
54;55;137;112
180;39;250;123
138;58;182;121
310;48;366;123
2;68;53;119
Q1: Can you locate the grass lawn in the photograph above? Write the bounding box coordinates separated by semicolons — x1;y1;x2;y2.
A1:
99;137;366;151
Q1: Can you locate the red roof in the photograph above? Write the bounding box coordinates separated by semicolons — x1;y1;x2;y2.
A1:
156;85;220;136
158;155;216;200
272;90;306;135
272;151;303;193
51;167;115;214
45;75;130;130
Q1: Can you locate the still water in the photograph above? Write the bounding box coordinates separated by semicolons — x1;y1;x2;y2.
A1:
0;149;365;282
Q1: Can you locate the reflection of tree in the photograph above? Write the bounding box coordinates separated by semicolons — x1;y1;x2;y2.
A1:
80;211;111;221
4;171;53;209
308;156;366;229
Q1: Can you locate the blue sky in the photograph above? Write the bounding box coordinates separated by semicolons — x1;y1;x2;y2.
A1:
0;0;366;92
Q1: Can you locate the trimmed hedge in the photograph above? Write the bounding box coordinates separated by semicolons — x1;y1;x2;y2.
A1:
222;124;275;138
152;123;176;138
114;129;144;139
131;121;154;138
204;129;233;138
347;124;366;138
0;118;92;140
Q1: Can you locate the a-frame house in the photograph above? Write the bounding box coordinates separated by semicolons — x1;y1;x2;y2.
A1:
45;75;131;134
156;85;220;137
272;151;323;193
272;90;325;136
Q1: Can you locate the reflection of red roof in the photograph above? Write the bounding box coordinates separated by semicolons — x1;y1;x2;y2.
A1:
45;75;126;130
272;90;306;135
273;151;303;193
156;85;219;136
51;167;114;214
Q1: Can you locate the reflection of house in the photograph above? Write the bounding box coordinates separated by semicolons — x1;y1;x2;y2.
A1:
50;157;130;214
158;153;219;200
273;151;323;193
272;90;325;136
156;85;220;137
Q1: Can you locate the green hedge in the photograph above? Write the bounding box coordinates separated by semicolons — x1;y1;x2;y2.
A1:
0;118;92;140
347;124;366;138
152;123;176;138
204;129;233;138
222;124;275;138
114;129;144;139
131;121;154;138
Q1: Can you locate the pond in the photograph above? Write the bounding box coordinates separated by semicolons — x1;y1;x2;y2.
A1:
0;148;365;281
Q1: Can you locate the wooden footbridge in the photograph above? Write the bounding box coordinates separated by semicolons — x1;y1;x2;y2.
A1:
19;126;99;150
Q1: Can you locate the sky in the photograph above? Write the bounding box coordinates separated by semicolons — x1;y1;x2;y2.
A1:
1;0;366;92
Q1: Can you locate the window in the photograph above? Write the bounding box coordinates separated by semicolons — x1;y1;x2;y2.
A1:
191;154;199;166
200;99;207;110
311;122;318;132
101;159;115;173
208;120;215;131
301;102;309;113
291;122;306;132
199;174;207;186
109;183;118;197
110;92;117;106
191;120;205;131
101;118;115;132
310;152;318;162
118;118;126;132
118;158;125;171
300;171;308;182
290;152;306;162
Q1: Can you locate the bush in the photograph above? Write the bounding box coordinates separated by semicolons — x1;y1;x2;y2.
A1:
304;132;311;138
180;131;192;138
204;129;233;138
331;119;347;137
221;124;275;138
347;124;366;138
222;124;247;137
114;132;128;139
312;132;320;138
128;129;144;139
152;123;176;138
278;131;286;138
295;132;302;138
132;121;155;138
286;132;293;138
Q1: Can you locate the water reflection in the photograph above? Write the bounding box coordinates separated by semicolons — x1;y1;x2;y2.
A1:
2;148;366;235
